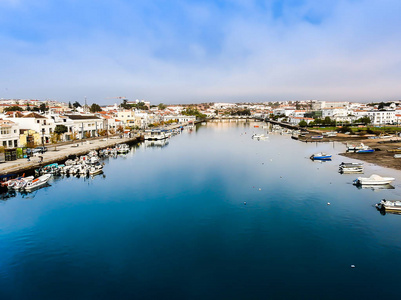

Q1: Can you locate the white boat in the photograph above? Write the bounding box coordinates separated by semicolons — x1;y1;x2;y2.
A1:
24;174;52;191
353;174;395;185
116;143;130;153
340;167;364;173
144;129;168;140
346;143;365;151
89;165;103;176
394;154;401;158
252;134;268;140
376;199;401;211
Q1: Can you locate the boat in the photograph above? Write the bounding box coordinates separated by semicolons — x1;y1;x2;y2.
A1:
346;143;365;151
89;165;103;176
354;144;374;153
340;162;364;167
116;143;130;153
339;166;364;173
252;134;268;140
24;174;52;192
144;129;168;140
356;147;374;153
310;152;332;160
376;199;401;212
339;162;364;173
353;174;395;185
394;154;401;158
310;135;323;139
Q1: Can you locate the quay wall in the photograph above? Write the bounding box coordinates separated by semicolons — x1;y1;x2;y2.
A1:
0;134;142;176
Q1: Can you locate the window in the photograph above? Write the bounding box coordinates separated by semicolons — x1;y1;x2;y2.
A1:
3;141;6;147
37;120;40;123
8;140;12;147
14;140;17;147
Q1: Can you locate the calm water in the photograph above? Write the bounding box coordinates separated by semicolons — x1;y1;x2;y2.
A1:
1;121;401;300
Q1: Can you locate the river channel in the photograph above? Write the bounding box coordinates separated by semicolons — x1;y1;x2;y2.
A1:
1;121;401;299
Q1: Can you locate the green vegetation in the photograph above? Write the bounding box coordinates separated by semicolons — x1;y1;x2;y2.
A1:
182;107;206;119
230;109;251;116
4;106;23;112
158;103;167;110
90;103;102;113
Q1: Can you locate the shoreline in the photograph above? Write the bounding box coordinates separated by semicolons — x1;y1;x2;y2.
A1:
298;132;401;171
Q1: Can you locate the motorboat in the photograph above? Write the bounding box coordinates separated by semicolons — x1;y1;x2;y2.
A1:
24;174;52;192
252;134;268;140
310;135;323;139
116;143;130;153
346;143;365;151
356;145;374;153
310;152;332;160
353;174;395;185
376;199;401;212
144;129;168;140
340;162;364;167
339;162;364;173
339;167;364;174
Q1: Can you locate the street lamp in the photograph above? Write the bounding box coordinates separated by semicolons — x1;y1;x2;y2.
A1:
42;128;45;148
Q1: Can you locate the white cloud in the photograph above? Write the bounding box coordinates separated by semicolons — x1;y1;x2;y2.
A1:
0;0;401;103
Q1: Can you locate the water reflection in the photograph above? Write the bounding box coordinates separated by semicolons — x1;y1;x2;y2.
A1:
356;184;395;190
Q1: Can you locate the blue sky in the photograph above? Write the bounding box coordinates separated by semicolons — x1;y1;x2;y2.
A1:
0;0;400;104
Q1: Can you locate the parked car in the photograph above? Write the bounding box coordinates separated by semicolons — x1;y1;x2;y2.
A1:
34;146;48;153
26;146;48;155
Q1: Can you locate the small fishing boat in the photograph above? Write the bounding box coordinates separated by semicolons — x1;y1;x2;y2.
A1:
353;174;395;185
340;162;364;167
355;144;374;153
394;154;401;158
310;152;332;160
116;143;130;153
24;174;52;192
376;199;401;212
252;134;268;140
346;143;365;151
310;135;323;139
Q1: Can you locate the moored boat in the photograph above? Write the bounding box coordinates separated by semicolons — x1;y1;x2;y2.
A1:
376;199;401;211
24;174;52;192
310;152;332;160
353;174;395;185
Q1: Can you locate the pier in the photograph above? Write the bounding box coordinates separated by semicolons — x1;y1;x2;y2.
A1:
0;134;142;175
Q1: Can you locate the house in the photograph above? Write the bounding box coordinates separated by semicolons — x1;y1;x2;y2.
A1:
0;119;20;148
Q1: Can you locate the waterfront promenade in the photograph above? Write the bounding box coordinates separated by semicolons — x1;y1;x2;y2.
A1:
0;134;141;175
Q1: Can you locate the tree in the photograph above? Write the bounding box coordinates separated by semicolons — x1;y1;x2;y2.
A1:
158;103;167;110
4;106;23;112
26;103;31;111
39;103;49;112
120;99;131;109
73;101;81;108
356;116;371;125
90;103;102;113
299;120;307;127
68;101;72;109
54;125;68;135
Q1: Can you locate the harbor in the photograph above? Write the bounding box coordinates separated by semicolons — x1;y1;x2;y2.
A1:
2;122;401;299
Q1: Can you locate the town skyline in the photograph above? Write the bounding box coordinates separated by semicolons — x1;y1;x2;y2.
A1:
1;0;400;104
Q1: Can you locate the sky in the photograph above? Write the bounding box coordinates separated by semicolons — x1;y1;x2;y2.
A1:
0;0;400;105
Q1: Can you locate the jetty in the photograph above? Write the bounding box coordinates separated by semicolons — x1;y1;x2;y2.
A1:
0;134;142;175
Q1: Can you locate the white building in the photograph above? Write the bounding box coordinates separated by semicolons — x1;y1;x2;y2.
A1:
366;110;396;125
0;119;19;148
64;114;105;139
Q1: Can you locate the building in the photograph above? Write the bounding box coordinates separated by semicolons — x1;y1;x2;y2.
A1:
0;119;19;148
366;110;396;125
64;114;105;139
